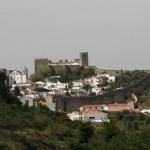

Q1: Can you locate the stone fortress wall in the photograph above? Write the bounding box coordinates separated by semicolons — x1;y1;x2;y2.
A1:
34;52;89;73
51;74;150;112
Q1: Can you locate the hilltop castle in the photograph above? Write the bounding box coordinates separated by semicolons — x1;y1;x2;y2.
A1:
35;52;89;73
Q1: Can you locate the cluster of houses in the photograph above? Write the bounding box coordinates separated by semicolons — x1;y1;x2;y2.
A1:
4;67;116;101
67;102;134;122
1;65;116;96
71;73;116;95
1;66;149;123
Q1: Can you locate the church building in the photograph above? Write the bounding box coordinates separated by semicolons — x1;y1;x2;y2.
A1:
8;66;28;87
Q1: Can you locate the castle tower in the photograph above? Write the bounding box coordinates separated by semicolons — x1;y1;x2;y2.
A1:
80;52;89;66
35;58;49;73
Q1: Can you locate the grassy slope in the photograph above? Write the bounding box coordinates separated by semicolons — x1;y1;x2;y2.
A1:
0;103;75;150
0;102;150;150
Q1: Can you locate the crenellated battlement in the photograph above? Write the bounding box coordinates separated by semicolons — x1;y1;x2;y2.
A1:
34;52;88;73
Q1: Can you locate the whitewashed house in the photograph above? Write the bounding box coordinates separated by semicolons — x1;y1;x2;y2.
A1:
67;110;108;122
67;112;81;121
80;110;108;122
8;66;28;87
141;109;150;114
97;73;116;82
20;97;33;107
80;104;108;111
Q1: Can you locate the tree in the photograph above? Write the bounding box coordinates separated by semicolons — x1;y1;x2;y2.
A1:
14;86;21;97
29;73;43;82
30;66;53;82
101;117;120;142
0;72;9;99
0;72;6;84
34;87;49;92
36;66;52;77
103;77;109;86
81;67;95;78
83;84;92;93
88;91;96;96
78;122;94;143
0;72;21;105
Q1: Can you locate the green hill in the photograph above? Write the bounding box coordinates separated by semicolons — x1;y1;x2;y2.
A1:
0;102;150;150
0;103;75;150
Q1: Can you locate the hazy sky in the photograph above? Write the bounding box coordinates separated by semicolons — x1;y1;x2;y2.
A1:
0;0;150;74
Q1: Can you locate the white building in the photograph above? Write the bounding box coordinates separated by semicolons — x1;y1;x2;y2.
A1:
80;110;108;122
80;104;108;111
97;73;116;82
67;110;108;122
67;112;81;121
8;66;28;87
20;97;33;107
141;109;150;114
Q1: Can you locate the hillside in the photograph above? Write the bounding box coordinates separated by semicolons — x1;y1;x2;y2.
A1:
0;103;74;150
0;102;150;150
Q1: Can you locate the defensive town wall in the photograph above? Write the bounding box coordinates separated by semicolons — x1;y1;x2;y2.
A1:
51;74;150;112
91;66;150;75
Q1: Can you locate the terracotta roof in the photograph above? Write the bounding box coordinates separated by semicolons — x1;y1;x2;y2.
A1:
108;104;129;112
80;110;105;115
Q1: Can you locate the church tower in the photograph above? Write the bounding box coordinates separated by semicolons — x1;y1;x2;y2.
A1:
21;66;28;79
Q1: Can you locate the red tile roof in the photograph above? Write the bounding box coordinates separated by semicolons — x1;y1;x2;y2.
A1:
80;110;106;115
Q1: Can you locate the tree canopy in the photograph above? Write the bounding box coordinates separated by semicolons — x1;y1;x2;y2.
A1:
0;72;21;105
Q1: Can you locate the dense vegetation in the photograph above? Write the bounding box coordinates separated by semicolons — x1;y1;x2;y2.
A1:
106;70;149;96
0;72;21;105
69;111;150;150
29;66;95;82
110;70;148;90
0;103;150;150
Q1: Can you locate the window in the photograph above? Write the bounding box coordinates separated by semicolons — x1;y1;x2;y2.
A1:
89;117;95;119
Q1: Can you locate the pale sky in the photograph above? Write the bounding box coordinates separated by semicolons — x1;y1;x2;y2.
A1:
0;0;150;74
